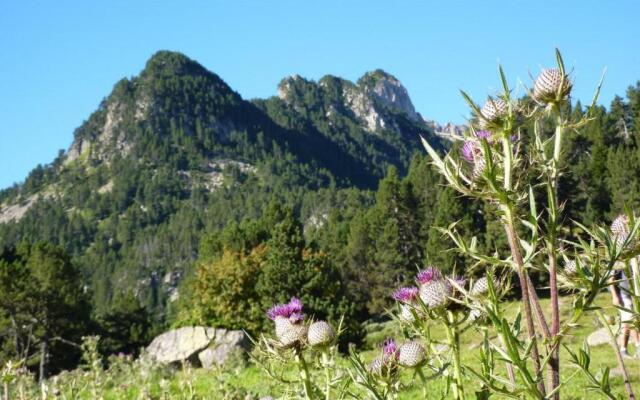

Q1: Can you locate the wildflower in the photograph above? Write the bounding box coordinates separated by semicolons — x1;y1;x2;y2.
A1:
479;98;508;129
470;276;499;297
533;68;572;104
416;267;442;286
461;130;495;179
398;341;426;368
383;339;399;361
392;287;419;303
267;297;304;323
564;259;578;276
307;321;335;348
611;214;631;247
368;339;399;376
267;297;307;348
419;279;452;308
393;286;421;322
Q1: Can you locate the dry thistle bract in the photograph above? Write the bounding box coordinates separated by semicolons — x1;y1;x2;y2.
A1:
533;68;572;103
307;320;335;347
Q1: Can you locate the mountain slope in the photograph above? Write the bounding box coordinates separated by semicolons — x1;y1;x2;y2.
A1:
0;50;441;317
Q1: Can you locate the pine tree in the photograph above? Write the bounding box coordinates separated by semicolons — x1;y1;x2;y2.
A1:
0;242;91;379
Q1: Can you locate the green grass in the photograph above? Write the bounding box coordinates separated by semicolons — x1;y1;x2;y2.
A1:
165;293;640;399
6;294;640;399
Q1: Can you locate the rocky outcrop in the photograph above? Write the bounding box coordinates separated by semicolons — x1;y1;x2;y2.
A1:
146;327;248;367
0;188;56;224
357;70;420;122
277;70;423;135
198;330;249;369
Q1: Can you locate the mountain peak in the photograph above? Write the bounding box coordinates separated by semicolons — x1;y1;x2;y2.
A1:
141;51;211;79
357;69;419;122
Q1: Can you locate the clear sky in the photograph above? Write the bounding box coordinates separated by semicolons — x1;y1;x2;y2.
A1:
1;1;639;190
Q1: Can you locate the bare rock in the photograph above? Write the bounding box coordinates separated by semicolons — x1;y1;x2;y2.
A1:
198;329;249;369
587;327;618;347
146;326;216;364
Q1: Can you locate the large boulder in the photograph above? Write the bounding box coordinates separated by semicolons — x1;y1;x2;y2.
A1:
587;326;619;347
146;326;216;364
146;326;249;367
198;329;249;369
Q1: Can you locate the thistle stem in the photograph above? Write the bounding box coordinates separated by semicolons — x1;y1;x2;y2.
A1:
445;311;465;400
295;349;314;400
321;350;331;400
500;136;546;397
546;115;564;399
497;335;516;389
417;368;428;399
596;309;636;400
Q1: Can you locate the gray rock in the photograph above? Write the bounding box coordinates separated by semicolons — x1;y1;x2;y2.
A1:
587;327;618;347
198;329;249;369
146;326;216;364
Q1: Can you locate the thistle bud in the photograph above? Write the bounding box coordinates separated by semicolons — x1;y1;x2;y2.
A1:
416;267;442;286
307;321;335;347
611;214;631;247
533;68;572;103
368;339;399;377
367;357;384;375
268;297;307;348
419;279;452;308
479;98;508;129
472;156;486;179
398;341;426;368
564;259;578;276
393;287;421;322
470;276;499;297
275;318;307;348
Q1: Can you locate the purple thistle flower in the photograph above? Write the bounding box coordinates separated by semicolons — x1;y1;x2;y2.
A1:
267;297;305;322
393;287;419;303
475;130;492;140
416;267;442;285
383;339;399;360
461;141;477;162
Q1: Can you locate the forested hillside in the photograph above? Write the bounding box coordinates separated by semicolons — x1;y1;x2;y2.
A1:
1;50;640;327
0;51;440;324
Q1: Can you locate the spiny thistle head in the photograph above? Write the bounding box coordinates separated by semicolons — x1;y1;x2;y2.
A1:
611;214;631;247
419;279;452;308
397;341;426;368
399;304;417;322
479;98;508;129
564;259;578;276
267;297;304;323
533;68;572;104
274;318;307;348
268;297;307;348
416;267;442;286
368;339;399;376
393;287;419;303
461;130;492;162
470;276;499;297
307;321;335;348
383;339;399;360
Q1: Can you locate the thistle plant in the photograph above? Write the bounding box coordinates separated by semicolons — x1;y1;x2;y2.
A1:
419;49;640;399
251;297;348;400
387;267;508;400
250;50;640;399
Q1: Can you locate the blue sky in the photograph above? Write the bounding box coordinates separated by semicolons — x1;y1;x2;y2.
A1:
1;1;639;189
